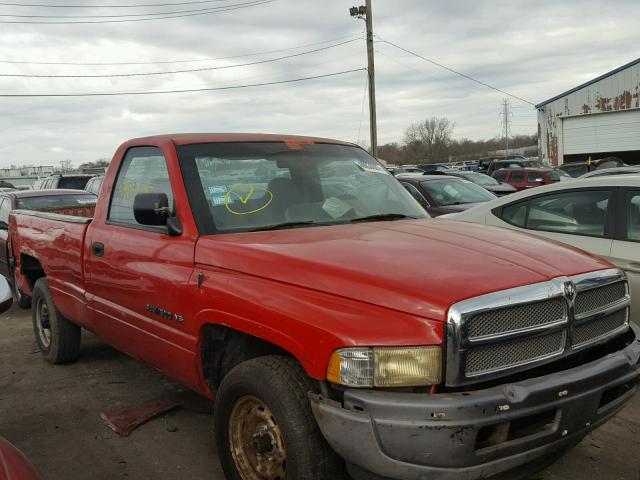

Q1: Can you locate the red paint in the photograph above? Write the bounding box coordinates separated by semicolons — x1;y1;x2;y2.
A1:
0;437;40;480
8;134;613;398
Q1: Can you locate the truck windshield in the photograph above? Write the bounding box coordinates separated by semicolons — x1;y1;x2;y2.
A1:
178;142;427;234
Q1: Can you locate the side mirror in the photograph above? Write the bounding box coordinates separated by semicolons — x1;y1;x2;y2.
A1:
133;193;171;226
0;220;7;230
0;276;13;314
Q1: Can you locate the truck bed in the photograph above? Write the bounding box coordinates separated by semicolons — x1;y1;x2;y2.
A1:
9;209;92;328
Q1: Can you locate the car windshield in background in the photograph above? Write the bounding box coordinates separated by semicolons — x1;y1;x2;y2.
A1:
58;177;92;189
547;170;561;181
178;142;427;233
420;179;496;206
17;194;97;210
462;173;499;186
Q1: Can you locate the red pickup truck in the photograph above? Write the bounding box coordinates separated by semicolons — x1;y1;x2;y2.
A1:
9;134;640;480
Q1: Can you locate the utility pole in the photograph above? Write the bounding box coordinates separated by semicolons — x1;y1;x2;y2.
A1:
500;98;512;156
350;1;378;157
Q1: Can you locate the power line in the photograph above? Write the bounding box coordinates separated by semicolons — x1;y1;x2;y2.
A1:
0;32;363;65
0;0;273;23
0;38;360;78
0;67;366;97
0;0;230;7
0;0;265;18
375;37;535;106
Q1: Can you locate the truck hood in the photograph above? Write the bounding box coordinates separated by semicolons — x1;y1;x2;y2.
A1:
195;219;612;321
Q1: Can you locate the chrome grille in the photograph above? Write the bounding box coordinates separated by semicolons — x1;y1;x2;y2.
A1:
573;309;629;348
574;281;627;316
465;332;565;376
446;268;631;387
466;298;565;340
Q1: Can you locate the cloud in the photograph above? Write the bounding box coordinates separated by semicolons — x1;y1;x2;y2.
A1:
0;0;638;166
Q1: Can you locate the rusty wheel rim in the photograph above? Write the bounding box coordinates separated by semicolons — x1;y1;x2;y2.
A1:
229;395;286;480
35;297;51;348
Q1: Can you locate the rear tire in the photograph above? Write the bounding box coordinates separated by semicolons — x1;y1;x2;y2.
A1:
31;278;81;364
214;355;344;480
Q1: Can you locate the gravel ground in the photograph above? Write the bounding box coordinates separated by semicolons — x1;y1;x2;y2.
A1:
1;305;639;480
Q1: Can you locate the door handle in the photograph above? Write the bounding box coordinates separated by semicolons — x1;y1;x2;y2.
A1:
92;242;104;257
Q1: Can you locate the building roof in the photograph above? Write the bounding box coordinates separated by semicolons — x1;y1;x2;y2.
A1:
535;57;640;109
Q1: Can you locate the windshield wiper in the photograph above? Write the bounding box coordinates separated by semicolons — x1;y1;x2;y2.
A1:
248;221;327;232
348;213;417;223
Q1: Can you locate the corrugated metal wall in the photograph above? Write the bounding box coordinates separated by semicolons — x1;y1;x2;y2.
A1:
537;61;640;165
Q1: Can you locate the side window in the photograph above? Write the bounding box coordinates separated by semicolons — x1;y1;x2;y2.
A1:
401;183;427;205
108;147;174;227
527;172;544;183
493;171;506;182
500;202;527;227
510;171;525;182
628;192;640;241
0;198;10;224
526;190;611;237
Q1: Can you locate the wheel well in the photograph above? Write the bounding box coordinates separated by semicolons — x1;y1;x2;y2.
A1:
20;254;45;289
200;325;293;394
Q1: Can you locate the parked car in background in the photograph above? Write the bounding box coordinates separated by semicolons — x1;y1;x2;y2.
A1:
387;166;425;176
559;157;625;178
430;170;517;196
33;174;94;190
493;168;561;191
0;189;97;308
0;180;15;189
416;163;451;173
397;174;496;216
581;166;640;179
442;175;640;315
0;277;41;480
486;159;546;176
84;175;105;196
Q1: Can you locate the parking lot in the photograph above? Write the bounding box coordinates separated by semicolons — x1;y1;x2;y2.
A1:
0;305;638;480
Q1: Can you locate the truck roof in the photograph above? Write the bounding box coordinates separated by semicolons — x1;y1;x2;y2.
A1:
128;133;356;146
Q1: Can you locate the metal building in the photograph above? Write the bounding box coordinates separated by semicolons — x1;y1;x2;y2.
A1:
536;58;640;166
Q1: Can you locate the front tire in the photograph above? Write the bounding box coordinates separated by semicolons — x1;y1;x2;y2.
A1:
214;355;343;480
31;278;81;364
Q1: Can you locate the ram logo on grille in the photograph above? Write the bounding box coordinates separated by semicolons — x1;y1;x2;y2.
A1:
446;269;631;387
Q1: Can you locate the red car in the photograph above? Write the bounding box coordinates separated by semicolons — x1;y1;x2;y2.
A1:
0;189;97;308
9;134;639;480
492;167;562;191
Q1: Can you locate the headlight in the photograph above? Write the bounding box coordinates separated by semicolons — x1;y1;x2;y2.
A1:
326;346;442;387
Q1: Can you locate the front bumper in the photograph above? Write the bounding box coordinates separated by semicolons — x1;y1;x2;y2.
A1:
311;325;640;480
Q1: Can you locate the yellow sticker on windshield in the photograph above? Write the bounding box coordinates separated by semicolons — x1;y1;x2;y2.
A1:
225;184;273;215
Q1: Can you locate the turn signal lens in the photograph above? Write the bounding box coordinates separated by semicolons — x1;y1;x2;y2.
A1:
327;348;374;387
326;346;442;388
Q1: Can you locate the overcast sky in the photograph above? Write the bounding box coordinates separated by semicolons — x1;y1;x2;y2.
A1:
0;0;638;167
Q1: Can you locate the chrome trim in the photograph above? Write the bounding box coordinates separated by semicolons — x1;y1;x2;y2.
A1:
445;268;631;387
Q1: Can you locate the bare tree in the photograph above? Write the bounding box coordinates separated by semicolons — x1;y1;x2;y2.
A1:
403;117;455;163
